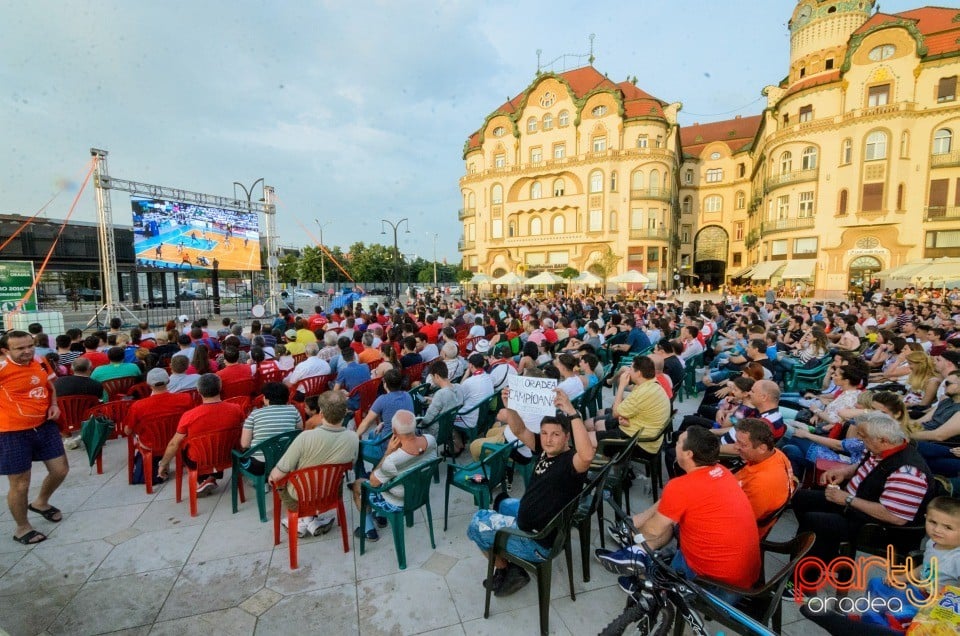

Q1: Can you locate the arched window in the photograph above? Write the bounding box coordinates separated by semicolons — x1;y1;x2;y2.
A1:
934;128;953;155
631;170;644;190
552;215;565;234
735;191;746;210
530;217;542;235
780;151;793;173
682;196;692;214
589;170;603;193
530;182;542;199
542;114;553;130
838;189;848;216
802;146;818;170
527;117;537;133
558;110;569;127
492;184;503;205
553;178;565;197
865;131;888;161
841;138;853;164
649;169;660;194
704;195;723;213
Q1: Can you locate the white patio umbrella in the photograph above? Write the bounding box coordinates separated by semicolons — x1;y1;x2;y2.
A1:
573;271;602;285
468;273;491;284
491;272;524;286
526;271;566;286
609;270;651;284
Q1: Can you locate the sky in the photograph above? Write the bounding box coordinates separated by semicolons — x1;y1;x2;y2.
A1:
0;0;931;264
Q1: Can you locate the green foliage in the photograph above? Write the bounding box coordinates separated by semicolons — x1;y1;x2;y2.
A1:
587;246;622;284
348;242;399;283
277;253;301;285
560;266;580;280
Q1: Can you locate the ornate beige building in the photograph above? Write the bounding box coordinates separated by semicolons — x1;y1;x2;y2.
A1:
460;1;960;296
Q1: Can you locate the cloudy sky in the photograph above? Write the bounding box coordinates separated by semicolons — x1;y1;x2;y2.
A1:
0;0;924;263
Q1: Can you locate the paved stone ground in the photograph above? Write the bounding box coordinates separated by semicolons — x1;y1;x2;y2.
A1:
0;388;829;636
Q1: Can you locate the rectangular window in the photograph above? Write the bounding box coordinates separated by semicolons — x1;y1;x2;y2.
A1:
798;191;815;218
732;252;743;267
647;247;659;262
630;208;643;230
955;179;960;207
685;170;693;184
799;105;813;122
655;135;663;148
777;195;790;220
638;135;648;148
553;143;565;159
681;225;691;243
530;147;542;164
794;237;818;254
938;76;957;103
525;252;546;266
737;163;746;178
468;163;476;174
706;168;723;183
491;219;503;239
868;84;890;107
680;254;691;268
927;230;960;248
494;154;505;168
782;113;790;127
467;224;475;241
734;222;744;241
825;58;835;70
648;209;659;230
862;183;884;211
548;251;568;265
771;240;789;256
627;248;644;269
929;179;949;210
593;136;606;152
589;209;602;231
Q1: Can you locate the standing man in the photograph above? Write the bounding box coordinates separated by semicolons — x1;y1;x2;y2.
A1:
0;331;66;544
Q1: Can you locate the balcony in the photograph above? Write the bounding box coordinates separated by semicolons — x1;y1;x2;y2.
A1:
931;151;960;169
458;239;475;251
458;207;476;220
630;187;673;202
926;206;960;221
628;228;671;241
504;232;588;246
763;168;818;192
760;216;816;235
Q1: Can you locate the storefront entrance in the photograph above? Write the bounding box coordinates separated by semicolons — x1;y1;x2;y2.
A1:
848;255;883;294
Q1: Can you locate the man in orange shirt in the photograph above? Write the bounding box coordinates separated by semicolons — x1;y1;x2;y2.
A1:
0;330;67;545
733;418;795;538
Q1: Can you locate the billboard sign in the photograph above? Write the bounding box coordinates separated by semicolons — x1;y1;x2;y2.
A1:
131;197;262;271
0;260;38;312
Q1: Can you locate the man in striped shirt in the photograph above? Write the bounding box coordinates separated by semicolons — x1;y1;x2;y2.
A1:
792;413;934;564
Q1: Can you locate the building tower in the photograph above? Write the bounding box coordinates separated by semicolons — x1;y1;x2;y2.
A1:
787;0;876;87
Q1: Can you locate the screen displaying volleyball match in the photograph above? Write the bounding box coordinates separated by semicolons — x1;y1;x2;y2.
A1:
131;197;262;271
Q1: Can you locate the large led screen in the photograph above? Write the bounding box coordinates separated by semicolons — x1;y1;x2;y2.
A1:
131;197;262;271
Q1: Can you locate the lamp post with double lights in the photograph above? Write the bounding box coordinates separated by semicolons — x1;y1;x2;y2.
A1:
314;219;331;286
381;218;409;299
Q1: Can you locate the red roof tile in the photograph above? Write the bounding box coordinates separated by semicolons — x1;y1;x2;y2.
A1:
782;69;842;96
854;7;960;57
680;115;762;156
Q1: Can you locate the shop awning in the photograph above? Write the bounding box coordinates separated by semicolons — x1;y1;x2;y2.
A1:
750;261;786;280
875;259;935;280
728;265;754;280
781;259;817;280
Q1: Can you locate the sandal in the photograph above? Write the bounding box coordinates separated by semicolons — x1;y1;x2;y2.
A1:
12;530;47;545
28;504;62;523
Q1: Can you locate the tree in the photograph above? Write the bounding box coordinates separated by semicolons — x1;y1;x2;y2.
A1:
560;266;579;281
277;253;300;285
347;242;397;284
587;246;622;288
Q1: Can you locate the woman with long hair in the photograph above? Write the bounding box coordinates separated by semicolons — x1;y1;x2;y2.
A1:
903;350;942;410
371;341;399;379
188;343;218;374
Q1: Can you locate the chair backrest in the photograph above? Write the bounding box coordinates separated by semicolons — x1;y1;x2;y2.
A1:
350;377;382;426
126;382;152;400
57;395;102;435
525;492;583;562
392;457;443;511
260;367;286;384
102;376;139;400
183;427;242;471
181;388;202;405
247;429;301;469
429;406;462;450
135;412;184;452
508;336;521;356
223;395;252;417
221;378;257;400
401;362;427;389
292;353;307;365
83;399;133;426
478;442;516;488
284;462;352;515
292;373;334;399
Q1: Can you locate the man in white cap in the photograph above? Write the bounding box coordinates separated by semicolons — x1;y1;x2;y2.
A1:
283;329;306;356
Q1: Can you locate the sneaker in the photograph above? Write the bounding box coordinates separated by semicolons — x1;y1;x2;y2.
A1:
308;517;336;536
353;527;379;542
483;568;507;592
280;516;311;538
595;546;651;576
196;477;217;496
781;581;804;602
618;575;640;595
606;521;634;548
494;565;530;597
373;515;388;529
63;435;83;450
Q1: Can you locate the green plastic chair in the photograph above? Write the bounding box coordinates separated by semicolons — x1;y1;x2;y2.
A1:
783;356;834;393
483;493;581;636
231;429;301;522
678;353;705;402
444;441;515;530
409;383;437;417
455;393;498;446
359;456;443;570
355;428;392;479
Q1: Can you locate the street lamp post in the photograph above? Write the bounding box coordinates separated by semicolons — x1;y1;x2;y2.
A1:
428;232;438;287
381;218;410;299
314;219;331;286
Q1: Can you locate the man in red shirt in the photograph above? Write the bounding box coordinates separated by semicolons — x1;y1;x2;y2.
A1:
307;306;328;333
216;346;255;385
123;368;195;436
0;331;67;545
419;315;442;344
597;426;760;601
156;373;244;495
80;335;109;369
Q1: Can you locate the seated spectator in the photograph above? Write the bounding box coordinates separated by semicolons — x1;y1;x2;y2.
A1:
420;361;464;439
283;342;332;391
167;355;200;393
356;369;414;461
90;346;142;395
53;358;102;398
80;335;109;369
350;410;437;542
333;347;372;411
239;382;301;474
733;418;796;537
455;354;495;447
588;356;670;455
187;343;219;375
270;391;358;537
216;346;255;384
910;370;960;476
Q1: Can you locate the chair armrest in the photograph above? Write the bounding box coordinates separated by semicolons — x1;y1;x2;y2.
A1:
492;524;537;552
448;460;482;477
759;537;796;555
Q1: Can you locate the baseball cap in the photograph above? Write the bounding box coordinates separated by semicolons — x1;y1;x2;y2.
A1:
146;368;169;386
177;314;189;323
475;338;491;354
284;329;297;340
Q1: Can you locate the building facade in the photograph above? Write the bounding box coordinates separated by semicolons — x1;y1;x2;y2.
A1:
460;1;960;296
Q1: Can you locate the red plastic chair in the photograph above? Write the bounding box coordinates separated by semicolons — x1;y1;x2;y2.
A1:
221;378;257;400
128;412;183;493
348;377;382;427
272;462;352;568
125;382;151;401
82;400;133;474
56;395;101;437
175;427;245;517
291;373;334;400
181;388;202;405
101;376;140;401
259;366;286;384
223;395;253;418
292;353;307;365
251;394;265;410
401;362;426;389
